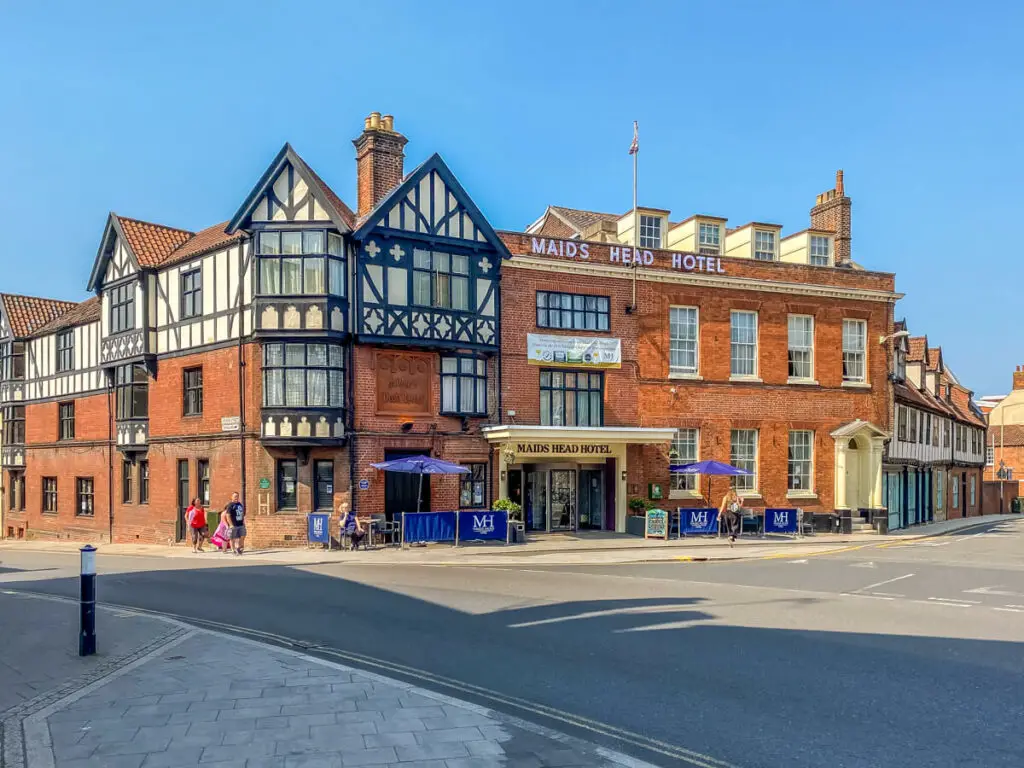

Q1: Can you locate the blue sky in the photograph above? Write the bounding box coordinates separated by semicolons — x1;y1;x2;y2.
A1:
1;1;1020;395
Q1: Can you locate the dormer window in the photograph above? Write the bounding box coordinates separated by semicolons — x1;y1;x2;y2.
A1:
698;223;721;254
754;230;776;261
809;235;831;266
894;347;907;382
639;215;663;248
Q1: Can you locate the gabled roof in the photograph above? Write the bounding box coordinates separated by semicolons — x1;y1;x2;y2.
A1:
227;143;355;234
117;216;194;267
830;419;888;439
0;294;78;338
907;336;928;363
30;296;101;337
352;153;512;259
163;222;244;268
926;348;943;372
527;206;622;236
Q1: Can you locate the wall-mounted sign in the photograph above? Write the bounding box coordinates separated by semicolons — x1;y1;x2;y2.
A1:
514;443;613;456
358;479;370;491
221;416;241;432
376;350;432;415
258;478;271;490
527;334;621;369
528;236;727;275
649;483;663;500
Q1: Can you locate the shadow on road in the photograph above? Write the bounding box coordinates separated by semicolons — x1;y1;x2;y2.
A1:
7;562;1024;768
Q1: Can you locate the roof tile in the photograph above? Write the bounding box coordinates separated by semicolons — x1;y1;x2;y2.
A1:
163;222;243;268
116;216;194;267
30;296;101;337
0;294;78;338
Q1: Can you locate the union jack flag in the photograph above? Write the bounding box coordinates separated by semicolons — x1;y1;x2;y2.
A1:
629;121;639;155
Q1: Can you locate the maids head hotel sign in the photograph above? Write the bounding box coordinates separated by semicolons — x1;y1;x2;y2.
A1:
529;237;727;274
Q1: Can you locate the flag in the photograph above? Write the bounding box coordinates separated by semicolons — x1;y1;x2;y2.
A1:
629;121;638;155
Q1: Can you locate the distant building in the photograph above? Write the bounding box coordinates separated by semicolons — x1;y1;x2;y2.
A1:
986;365;1024;482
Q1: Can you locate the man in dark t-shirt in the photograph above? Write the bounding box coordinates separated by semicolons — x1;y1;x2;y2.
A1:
225;492;246;555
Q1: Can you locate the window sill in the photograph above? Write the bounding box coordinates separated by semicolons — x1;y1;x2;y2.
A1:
669;489;704;500
786;491;818;500
729;375;763;384
737;492;762;500
440;412;487;419
668;372;703;381
787;378;819;386
842;381;871;389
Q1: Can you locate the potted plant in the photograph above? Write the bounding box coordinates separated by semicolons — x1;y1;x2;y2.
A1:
493;498;524;543
626;497;651;536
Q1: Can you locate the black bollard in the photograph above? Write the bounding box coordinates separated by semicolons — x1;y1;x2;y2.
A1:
79;544;96;657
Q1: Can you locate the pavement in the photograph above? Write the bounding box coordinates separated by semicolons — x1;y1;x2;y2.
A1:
0;593;652;768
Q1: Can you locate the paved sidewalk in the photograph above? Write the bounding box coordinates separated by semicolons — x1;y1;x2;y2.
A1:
0;594;653;768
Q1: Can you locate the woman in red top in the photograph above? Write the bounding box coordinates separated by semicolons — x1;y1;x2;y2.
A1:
185;498;208;552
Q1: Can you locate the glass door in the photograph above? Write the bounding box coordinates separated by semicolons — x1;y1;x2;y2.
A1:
550;470;576;531
578;469;604;530
525;471;547;532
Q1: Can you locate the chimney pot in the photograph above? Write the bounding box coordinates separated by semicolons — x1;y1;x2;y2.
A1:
836;169;845;196
381;114;394;132
354;113;408;217
364;116;371;130
1014;366;1024;391
369;111;381;130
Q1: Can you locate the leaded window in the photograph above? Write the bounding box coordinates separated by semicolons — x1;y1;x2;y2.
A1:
3;406;24;444
1;341;25;380
180;268;203;319
842;319;867;382
441;356;487;416
262;343;344;408
730;311;758;376
413;249;469;310
669;307;698;375
536;292;610;332
56;330;74;372
109;283;135;333
115;364;148;420
787;315;814;380
730;429;758;492
788;430;813;491
257;230;343;296
539;370;603;427
670;428;698;491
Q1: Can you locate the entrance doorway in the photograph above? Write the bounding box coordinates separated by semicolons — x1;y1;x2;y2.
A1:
550;470;576;531
176;459;190;542
578;469;604;530
519;466;606;532
525;470;547;532
383;449;430;521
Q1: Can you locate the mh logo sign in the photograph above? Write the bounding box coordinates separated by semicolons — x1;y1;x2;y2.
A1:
691;510;711;527
472;514;495;535
772;510;790;528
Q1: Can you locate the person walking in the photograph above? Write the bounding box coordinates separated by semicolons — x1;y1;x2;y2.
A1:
225;491;246;555
719;487;743;546
185;497;207;552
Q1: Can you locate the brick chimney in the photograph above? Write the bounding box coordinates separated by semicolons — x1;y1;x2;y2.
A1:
810;170;852;265
1014;365;1024;391
353;112;408;218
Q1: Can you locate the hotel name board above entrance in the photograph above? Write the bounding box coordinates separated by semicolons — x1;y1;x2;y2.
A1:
529;237;726;274
514;443;614;456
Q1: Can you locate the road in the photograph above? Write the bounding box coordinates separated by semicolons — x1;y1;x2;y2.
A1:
2;518;1024;767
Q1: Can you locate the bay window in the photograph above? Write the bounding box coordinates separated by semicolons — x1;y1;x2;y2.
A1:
115;364;148;420
3;406;24;444
257;229;344;296
262;343;344;408
109;283;135;333
0;341;25;380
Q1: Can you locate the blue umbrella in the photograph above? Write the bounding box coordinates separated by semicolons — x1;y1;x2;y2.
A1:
668;460;752;502
371;455;470;512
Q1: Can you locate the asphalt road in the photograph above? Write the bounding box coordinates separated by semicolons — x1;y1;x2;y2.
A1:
3;517;1024;768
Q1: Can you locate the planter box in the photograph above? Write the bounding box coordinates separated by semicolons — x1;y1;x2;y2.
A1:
625;515;646;536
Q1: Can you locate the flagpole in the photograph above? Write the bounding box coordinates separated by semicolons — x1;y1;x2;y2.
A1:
631;120;639;311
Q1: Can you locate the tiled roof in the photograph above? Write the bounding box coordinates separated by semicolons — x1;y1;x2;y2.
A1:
994;424;1024;447
291;151;356;229
907;336;927;362
164;222;243;268
115;216;195;267
30;296;101;337
548;206;622;233
926;348;942;371
0;294;78;338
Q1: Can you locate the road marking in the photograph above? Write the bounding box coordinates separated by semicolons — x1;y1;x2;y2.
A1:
854;573;915;593
850;561;877;568
843;593;895;600
927;597;979;605
912;599;970;608
993;607;1024;614
964;586;1024;598
788;559;808;564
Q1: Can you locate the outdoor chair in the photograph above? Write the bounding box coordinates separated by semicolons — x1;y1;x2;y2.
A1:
371;513;400;547
741;510;763;536
798;509;814;536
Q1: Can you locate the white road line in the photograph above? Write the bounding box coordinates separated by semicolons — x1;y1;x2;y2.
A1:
927;597;979;605
912;599;971;608
964;586;1024;597
993;607;1024;614
843;593;894;600
854;573;915;593
1006;604;1024;610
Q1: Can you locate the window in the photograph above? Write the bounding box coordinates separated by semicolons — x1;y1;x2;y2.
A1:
122;460;133;504
56;330;74;372
42;477;57;514
277;460;298;510
139;460;149;504
3;406;24;444
669;307;699;375
75;477;94;516
413;249;469;310
842;320;867;383
183;367;203;417
698;223;721;254
754;230;775;261
536;291;610;332
638;215;662;248
895;348;906;381
787;315;814;380
441;356;487;415
969;475;976;507
109;283;135;334
809;235;831;266
58;402;75;441
730;311;758;376
328;233;345;296
8;471;24;511
460;464;487;508
909;410;918;443
0;341;24;380
198;459;210;506
897;406;907;441
944;421;950;448
180;268;203;319
730;429;758;492
933;418;940;447
935;470;944;511
314;460;333;510
924;414;931;446
257;230;331;296
952;476;959;509
540;370;603;427
262;343;344;408
670;428;698;491
788;431;813;492
115;365;148;419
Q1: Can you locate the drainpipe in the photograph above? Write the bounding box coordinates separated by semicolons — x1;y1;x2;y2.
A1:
347;245;357;516
237;240;248;511
106;375;114;543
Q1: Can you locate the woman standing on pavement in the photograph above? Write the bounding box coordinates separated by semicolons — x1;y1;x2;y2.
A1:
719;487;743;546
185;497;207;553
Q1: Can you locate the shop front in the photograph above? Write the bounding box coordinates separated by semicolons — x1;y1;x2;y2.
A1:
483;426;675;533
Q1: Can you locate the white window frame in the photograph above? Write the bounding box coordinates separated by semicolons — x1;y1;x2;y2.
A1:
787;430;814;494
730;310;758;378
809;235;831;266
842;319;867;383
669;428;699;495
698;222;721;254
969;474;976;507
638;215;663;249
730;429;758;492
753;230;776;261
669;306;699;376
787;314;814;381
935;470;944;510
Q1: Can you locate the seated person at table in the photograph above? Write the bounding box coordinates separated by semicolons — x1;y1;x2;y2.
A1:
339;503;366;549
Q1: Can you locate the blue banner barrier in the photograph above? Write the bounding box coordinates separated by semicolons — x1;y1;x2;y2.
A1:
307;513;330;544
680;508;719;535
403;512;456;543
764;508;799;534
457;511;508;542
